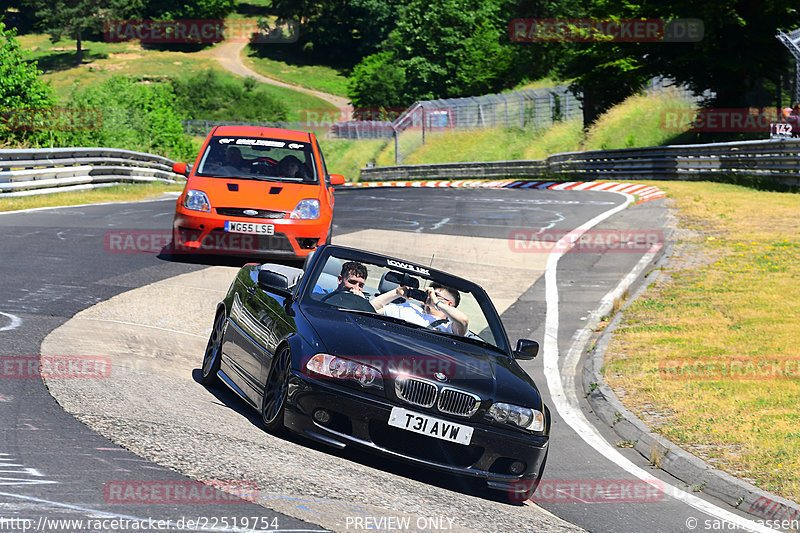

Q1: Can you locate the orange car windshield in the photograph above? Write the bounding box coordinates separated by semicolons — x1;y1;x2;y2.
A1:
195;136;318;183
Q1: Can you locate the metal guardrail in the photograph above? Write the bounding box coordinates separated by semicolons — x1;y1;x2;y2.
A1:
360;138;800;185
0;147;185;197
359;160;547;181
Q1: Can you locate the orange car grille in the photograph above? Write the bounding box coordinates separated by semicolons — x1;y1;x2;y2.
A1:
215;207;286;219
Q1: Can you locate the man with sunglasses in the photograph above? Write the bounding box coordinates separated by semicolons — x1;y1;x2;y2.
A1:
370;282;469;335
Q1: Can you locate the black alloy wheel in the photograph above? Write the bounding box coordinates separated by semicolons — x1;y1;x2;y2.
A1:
201;312;226;386
261;347;291;433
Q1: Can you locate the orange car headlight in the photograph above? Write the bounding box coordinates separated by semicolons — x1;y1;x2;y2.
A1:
290;199;320;220
184;190;211;213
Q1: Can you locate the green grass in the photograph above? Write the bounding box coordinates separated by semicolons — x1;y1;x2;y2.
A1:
605;181;800;502
581;89;696;151
243;44;350;97
511;77;572;91
319;138;387;182
0;182;184;212
333;88;700;172
374;130;425;167
19;34;216;99
231;0;274;18
18;34;337;120
522;118;585;159
389;128;533;165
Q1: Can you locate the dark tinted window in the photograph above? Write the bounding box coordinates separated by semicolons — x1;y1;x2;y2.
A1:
195;136;318;183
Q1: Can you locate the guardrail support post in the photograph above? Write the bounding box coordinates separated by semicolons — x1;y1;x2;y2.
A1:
393;125;400;166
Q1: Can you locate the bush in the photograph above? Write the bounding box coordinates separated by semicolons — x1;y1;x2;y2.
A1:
61;76;195;161
170;70;288;122
348;51;407;109
0;20;57;146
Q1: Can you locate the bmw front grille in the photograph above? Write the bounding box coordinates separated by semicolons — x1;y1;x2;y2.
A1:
394;377;481;417
394;377;437;408
438;388;481;417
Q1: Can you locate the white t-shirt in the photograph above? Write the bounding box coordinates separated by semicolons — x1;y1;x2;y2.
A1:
382;301;453;333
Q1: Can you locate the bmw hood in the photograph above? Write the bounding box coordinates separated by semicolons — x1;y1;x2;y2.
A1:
300;306;541;405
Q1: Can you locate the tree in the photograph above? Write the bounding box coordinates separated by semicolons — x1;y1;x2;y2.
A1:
558;43;651;127
28;0;131;64
268;0;404;67
137;0;236;20
390;0;519;101
347;51;406;108
636;0;800;108
0;20;55;144
347;0;523;106
551;0;800;125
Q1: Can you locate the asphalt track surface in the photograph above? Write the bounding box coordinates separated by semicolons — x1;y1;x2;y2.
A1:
0;188;776;532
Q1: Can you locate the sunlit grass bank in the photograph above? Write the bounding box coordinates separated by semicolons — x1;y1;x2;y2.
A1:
604;181;800;502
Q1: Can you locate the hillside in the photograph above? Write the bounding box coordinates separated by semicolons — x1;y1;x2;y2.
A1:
319;88;701;180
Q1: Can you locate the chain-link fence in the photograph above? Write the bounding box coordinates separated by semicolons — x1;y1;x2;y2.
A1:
329;85;584;163
183;80;709;165
646;77;714;104
330;85;582;141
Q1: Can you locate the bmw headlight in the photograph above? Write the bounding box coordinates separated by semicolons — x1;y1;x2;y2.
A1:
290;199;320;220
488;402;544;432
305;353;383;390
184;190;211;212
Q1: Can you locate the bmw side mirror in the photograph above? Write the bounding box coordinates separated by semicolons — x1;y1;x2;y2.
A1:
257;269;290;294
514;339;539;360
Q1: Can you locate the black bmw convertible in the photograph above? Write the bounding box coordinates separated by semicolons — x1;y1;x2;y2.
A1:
201;244;550;501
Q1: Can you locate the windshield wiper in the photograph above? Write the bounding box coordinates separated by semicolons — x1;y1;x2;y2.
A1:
426;329;502;352
338;308;380;316
341;309;431;330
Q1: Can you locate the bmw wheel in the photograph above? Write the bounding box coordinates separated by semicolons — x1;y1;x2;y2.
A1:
201;312;225;386
261;347;291;433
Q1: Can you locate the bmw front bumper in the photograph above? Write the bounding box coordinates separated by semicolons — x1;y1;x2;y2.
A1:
283;371;549;495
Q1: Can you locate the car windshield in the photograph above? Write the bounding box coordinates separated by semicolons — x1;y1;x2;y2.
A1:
302;251;510;352
194;135;318;183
